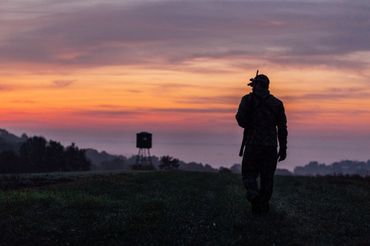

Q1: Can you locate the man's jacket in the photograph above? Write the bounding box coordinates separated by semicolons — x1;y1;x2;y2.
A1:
236;88;288;150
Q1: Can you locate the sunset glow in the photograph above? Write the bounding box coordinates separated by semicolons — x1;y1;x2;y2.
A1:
1;0;370;168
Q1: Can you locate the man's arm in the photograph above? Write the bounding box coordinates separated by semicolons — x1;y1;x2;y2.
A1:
235;95;249;128
277;102;288;161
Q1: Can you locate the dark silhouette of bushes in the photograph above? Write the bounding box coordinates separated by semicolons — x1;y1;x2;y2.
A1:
218;167;232;174
0;137;90;173
0;150;21;173
159;156;180;170
20;136;48;172
64;143;90;171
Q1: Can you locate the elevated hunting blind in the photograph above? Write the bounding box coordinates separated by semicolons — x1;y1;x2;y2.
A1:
136;132;152;149
135;132;152;166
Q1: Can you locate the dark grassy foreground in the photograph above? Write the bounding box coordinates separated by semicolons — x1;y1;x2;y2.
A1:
0;172;369;245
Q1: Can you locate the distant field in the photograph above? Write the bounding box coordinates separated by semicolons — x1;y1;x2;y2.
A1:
0;171;369;245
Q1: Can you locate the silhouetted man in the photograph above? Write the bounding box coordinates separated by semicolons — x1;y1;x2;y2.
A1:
236;73;287;214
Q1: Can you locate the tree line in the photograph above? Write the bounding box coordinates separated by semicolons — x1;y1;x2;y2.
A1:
0;136;90;173
293;160;370;176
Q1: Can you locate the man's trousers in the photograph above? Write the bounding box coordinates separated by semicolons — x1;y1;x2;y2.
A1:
241;145;278;204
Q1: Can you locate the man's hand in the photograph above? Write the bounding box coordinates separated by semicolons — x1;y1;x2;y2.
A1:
277;147;287;162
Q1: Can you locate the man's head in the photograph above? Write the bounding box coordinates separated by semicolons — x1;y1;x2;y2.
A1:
248;74;270;89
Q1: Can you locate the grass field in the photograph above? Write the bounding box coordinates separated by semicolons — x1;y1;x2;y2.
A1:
0;171;369;245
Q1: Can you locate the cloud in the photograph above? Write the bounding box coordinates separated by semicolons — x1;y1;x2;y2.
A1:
52;80;75;88
150;82;209;93
282;87;370;102
176;95;240;106
0;84;13;91
11;100;36;104
78;109;137;117
76;106;233;118
155;108;233;114
289;108;370;123
0;0;369;69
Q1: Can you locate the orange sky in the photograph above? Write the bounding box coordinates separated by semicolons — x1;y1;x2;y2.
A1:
1;0;370;168
2;62;370;134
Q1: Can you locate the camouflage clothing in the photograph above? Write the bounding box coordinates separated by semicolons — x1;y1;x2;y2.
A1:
236;88;287;148
236;87;288;214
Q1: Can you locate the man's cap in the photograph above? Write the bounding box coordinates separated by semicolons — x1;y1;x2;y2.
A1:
248;74;270;87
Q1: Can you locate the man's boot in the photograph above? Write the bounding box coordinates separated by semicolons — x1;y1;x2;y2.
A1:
251;197;261;215
259;202;270;214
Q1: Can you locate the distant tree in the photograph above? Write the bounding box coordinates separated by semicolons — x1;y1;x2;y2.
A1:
45;140;65;172
159;156;180;170
65;143;91;171
0;150;21;173
1;135;92;173
19;136;47;172
218;167;232;174
21;133;28;141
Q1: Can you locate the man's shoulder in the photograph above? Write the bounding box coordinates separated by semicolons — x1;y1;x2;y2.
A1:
269;94;284;106
241;93;253;102
242;93;253;99
241;93;284;106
